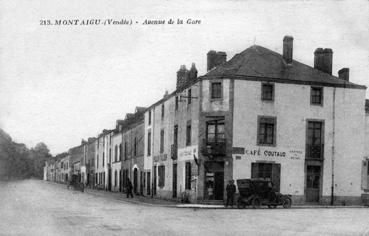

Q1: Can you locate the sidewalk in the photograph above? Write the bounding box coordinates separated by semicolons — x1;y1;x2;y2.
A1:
83;186;367;209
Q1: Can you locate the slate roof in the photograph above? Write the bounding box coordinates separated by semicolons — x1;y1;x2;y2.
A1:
205;45;365;89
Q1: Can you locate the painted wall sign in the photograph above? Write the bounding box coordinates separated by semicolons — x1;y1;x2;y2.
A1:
178;145;198;161
153;153;168;162
237;146;304;161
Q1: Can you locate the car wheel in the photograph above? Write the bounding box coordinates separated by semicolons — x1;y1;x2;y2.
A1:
282;198;292;208
252;198;261;209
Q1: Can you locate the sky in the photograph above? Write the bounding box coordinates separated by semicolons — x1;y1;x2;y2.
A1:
0;0;368;155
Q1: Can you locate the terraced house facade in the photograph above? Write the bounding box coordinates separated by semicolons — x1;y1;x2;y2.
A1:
45;36;369;205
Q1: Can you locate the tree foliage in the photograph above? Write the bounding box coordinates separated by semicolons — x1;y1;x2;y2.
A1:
0;129;51;180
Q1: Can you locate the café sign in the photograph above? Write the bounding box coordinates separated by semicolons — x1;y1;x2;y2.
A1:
233;146;304;161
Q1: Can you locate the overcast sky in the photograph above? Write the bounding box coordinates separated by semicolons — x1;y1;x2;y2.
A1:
0;0;368;155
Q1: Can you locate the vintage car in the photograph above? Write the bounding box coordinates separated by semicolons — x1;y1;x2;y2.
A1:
68;174;84;192
236;179;292;209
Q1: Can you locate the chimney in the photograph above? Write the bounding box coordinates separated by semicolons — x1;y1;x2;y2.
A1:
283;36;293;64
176;65;189;90
314;48;333;75
189;63;198;81
338;68;349;81
207;50;227;71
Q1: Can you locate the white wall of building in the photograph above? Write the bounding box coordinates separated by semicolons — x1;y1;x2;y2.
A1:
232;79;365;201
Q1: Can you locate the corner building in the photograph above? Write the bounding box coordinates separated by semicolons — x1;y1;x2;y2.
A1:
146;36;367;205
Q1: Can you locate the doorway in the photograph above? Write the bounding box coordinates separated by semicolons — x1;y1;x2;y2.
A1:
172;163;177;198
306;165;321;202
108;169;112;191
153;166;157;196
133;168;138;194
204;161;224;200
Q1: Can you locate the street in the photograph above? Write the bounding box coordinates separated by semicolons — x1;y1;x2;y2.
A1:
0;180;369;236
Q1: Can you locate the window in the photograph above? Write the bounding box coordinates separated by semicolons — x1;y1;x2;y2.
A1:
103;152;105;166
188;89;192;104
119;144;122;161
160;129;165;153
186;121;192;146
173;125;178;147
211;82;222;99
161;104;165;120
109;148;111;163
134;137;137;156
114;145;118;162
148;110;152;125
257;117;276;146
147;131;151;156
158;165;165;188
251;162;281;191
185;162;191;190
261;83;274;101
306;121;324;159
311;87;323;105
97;154;99;167
124;142;128;160
206;118;225;143
175;96;179;111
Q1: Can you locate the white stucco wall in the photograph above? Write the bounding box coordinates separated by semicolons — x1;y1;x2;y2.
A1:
232;79;365;199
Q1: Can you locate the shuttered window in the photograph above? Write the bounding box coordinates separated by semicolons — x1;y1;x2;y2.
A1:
185;162;191;190
158;165;165;188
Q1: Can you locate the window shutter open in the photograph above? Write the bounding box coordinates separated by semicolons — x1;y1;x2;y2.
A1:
362;160;368;190
272;164;281;192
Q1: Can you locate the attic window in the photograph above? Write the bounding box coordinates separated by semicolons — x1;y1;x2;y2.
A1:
211;82;222;99
261;83;274;101
311;87;323;105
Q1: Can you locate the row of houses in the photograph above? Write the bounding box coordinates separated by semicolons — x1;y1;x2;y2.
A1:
45;36;369;205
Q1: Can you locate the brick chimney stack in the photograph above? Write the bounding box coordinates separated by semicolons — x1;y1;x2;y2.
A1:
338;68;349;81
314;48;333;75
176;65;189;90
189;63;198;81
283;36;293;64
207;50;227;71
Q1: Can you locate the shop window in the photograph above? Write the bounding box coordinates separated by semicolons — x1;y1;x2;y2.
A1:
114;170;117;187
261;83;274;101
186;121;192;146
185;162;191;190
306;121;324;159
311;87;323;105
158;165;165;188
251;162;281;191
257;116;276;146
211;82;222;99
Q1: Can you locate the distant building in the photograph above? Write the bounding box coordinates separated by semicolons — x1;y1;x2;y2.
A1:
121;107;145;195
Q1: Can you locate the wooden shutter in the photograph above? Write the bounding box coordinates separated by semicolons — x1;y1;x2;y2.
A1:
251;163;258;178
272;163;281;192
362;160;368;190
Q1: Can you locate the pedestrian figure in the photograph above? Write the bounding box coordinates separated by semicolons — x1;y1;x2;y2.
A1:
126;178;134;198
225;180;236;207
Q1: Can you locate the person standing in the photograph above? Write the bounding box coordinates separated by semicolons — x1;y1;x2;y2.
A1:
126;178;134;198
225;180;236;207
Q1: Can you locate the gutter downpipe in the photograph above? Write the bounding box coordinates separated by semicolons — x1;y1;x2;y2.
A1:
331;88;336;206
